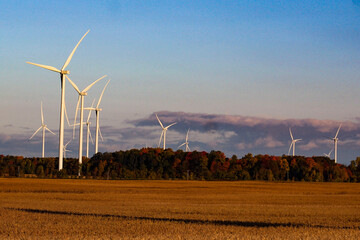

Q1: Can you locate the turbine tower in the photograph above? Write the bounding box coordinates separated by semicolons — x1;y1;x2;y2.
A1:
179;129;191;152
332;124;342;163
29;102;56;158
288;128;301;156
85;79;110;154
26;30;90;170
156;114;177;150
67;75;106;165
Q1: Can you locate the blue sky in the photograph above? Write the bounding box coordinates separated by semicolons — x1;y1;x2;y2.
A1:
1;1;360;164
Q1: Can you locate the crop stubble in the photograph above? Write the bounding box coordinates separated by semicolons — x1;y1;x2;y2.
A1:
0;179;359;239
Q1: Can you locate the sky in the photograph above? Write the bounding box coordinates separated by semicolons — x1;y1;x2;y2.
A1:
1;0;360;164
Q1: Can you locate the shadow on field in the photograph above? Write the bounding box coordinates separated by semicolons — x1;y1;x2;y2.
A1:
5;207;358;230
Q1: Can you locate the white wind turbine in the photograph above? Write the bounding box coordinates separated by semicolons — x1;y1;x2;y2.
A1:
331;124;342;163
324;148;333;158
178;129;191;152
26;30;90;170
29;102;56;158
84;79;110;154
288;128;301;156
67;75;106;165
156;114;177;150
63;139;72;159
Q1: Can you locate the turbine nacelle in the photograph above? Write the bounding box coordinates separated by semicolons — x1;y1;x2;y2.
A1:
61;70;70;75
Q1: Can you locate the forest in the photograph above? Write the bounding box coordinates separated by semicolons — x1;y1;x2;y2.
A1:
1;148;360;182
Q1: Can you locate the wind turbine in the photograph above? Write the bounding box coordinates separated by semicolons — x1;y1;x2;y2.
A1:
29;102;56;158
67;75;106;165
288;128;301;156
324;148;333;158
331;124;342;163
156;114;177;150
26;30;90;170
179;129;191;152
84;79;110;154
63;139;72;159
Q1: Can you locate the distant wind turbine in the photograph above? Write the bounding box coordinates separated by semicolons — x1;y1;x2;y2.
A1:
29;102;56;158
156;114;177;150
26;30;90;170
84;79;110;154
288;128;301;156
67;75;106;165
179;129;191;152
331;124;342;163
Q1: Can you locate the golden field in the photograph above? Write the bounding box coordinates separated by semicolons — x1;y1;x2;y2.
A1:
0;179;359;239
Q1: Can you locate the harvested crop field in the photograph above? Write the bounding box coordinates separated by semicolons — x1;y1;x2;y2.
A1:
0;179;359;239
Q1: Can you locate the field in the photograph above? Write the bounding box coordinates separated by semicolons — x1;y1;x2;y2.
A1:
0;179;359;239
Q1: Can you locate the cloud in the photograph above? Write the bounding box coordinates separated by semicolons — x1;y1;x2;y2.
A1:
254;136;284;148
299;140;319;151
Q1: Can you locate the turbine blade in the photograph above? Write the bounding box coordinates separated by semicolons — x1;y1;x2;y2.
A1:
186;128;190;141
40;101;44;125
65;139;72;148
289;128;293;140
89;128;94;144
73;96;80;138
96;79;110;108
64;99;71;126
45;127;56;135
99;127;104;141
26;62;61;73
156;114;164;129
61;29;90;71
65;75;81;94
86;99;95;122
165;122;177;129
83;75;107;93
30;126;42;139
158;131;164;147
335;124;342;138
178;142;186;148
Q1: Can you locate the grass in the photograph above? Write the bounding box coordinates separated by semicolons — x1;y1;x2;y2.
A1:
0;179;360;239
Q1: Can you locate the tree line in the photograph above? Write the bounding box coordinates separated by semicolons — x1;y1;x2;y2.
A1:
1;148;360;182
